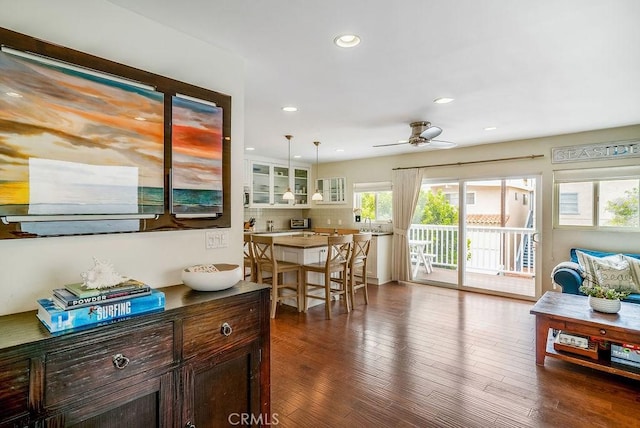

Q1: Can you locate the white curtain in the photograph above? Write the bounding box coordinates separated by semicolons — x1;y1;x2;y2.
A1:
391;168;424;281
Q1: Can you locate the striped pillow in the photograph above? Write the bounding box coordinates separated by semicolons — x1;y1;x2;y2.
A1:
575;250;623;287
621;255;640;292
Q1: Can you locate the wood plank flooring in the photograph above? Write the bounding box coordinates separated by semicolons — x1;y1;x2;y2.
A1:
270;282;640;427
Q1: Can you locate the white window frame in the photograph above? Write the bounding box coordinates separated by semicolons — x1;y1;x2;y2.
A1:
553;166;640;231
353;182;392;223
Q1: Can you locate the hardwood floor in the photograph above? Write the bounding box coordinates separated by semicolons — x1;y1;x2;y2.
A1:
270;282;640;427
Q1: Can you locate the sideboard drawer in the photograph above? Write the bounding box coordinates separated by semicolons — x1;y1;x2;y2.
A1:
44;322;174;407
183;294;261;359
0;358;30;424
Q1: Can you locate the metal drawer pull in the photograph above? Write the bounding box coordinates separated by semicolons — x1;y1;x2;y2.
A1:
185;422;196;428
221;322;233;337
112;353;130;370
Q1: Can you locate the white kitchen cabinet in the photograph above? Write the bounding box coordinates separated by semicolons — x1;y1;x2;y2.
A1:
292;167;310;206
249;160;309;208
315;177;346;204
366;234;392;284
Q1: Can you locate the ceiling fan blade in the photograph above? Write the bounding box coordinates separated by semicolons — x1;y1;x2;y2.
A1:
420;126;442;140
373;141;410;148
428;139;457;149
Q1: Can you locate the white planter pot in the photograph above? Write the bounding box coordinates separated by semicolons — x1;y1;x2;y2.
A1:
588;296;621;314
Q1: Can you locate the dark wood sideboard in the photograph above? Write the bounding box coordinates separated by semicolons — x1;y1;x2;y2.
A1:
0;282;271;428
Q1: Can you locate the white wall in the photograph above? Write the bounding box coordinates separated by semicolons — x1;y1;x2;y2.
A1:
313;124;640;294
0;0;245;316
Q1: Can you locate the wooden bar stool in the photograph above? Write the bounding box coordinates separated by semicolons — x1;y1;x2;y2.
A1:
349;233;372;309
302;234;352;319
251;235;303;318
243;234;256;281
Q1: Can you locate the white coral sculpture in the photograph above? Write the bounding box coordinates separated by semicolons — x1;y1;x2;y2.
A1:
80;257;129;289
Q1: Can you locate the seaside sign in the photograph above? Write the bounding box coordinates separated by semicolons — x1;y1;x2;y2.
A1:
552;139;640;164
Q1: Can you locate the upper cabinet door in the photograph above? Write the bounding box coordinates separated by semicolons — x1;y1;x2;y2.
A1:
250;161;272;207
292;167;309;207
315;177;346;204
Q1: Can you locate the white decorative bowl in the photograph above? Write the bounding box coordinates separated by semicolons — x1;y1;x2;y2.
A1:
588;296;621;314
181;263;242;291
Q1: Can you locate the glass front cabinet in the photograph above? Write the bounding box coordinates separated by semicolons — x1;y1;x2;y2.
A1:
249;161;309;207
316;177;346;204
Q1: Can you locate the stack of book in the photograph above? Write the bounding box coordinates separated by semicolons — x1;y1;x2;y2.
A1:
36;279;165;333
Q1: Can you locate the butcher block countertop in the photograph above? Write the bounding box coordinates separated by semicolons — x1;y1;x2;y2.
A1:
273;234;329;249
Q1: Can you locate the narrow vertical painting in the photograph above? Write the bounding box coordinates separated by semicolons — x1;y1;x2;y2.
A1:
171;95;223;216
0;49;165;217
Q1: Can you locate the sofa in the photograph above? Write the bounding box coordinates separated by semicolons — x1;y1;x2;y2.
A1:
552;248;640;304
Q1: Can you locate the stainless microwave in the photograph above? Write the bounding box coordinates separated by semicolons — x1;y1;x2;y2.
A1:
290;218;311;229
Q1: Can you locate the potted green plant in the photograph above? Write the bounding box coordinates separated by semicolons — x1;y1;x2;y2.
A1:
578;283;630;313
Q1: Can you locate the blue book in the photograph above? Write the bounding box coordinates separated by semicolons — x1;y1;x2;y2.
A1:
36;289;165;333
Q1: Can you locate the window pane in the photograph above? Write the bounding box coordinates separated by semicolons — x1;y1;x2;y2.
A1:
376;191;392;221
558;182;593;226
559;192;579;214
599;179;639;227
354;190;392;222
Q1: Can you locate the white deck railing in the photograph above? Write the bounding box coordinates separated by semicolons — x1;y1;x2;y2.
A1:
408;224;535;276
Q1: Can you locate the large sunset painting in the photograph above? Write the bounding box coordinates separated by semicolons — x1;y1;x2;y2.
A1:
171;95;223;216
0;50;164;217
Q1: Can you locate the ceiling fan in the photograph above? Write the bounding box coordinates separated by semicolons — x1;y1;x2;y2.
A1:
374;121;457;149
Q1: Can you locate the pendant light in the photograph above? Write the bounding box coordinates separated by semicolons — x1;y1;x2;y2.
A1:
282;135;294;200
311;141;323;201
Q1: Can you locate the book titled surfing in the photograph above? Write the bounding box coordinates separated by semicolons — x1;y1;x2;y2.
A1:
36;289;165;333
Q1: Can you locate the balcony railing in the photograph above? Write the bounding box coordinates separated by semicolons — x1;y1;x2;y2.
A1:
408;224;535;276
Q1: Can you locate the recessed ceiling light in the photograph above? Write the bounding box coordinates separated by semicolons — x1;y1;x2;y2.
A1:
484;126;497;131
433;97;454;104
334;34;361;48
6;92;22;98
245;147;255;151
282;106;298;112
335;148;345;152
293;155;301;159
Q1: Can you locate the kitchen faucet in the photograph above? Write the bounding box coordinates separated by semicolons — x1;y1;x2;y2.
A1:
365;217;372;232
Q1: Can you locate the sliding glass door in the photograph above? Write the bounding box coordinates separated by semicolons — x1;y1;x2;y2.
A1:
410;176;540;298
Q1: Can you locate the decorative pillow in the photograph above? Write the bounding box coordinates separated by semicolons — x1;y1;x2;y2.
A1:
594;260;637;292
621;255;640;292
575;250;623;287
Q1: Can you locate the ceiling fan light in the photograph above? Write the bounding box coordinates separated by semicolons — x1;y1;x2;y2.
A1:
420;125;443;140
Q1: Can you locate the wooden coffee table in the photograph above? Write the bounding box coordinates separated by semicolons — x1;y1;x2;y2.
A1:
530;291;640;380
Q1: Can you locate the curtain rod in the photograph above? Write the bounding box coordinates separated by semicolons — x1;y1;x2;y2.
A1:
392;154;544;170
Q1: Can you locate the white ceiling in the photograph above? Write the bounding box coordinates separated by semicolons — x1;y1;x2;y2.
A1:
109;0;640;162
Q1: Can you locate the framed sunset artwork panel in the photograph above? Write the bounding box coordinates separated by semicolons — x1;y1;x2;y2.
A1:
0;48;165;218
171;95;223;217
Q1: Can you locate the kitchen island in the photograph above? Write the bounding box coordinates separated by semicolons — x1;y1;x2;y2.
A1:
272;235;330;309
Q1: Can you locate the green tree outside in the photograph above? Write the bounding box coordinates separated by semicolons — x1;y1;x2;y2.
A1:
605;186;639;227
415;189;463;267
